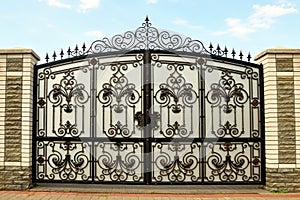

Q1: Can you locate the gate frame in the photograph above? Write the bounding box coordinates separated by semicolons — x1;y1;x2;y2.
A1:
32;18;265;185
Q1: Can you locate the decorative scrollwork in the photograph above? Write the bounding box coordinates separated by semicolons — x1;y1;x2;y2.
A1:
206;142;250;182
47;141;89;181
154;143;199;182
106;121;130;138
85;17;207;55
164;121;189;138
155;65;197;113
48;70;89;112
57;120;79;137
38;68;55;80
241;67;259;80
207;70;249;113
216;121;242;138
97;65;140;112
97;143;142;182
45;17;256;64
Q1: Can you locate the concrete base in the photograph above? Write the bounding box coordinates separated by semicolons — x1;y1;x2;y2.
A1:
30;183;268;194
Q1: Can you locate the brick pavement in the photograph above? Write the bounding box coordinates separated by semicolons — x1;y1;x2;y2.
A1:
1;191;300;200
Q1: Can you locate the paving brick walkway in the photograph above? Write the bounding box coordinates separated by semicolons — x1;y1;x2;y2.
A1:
1;191;300;200
2;184;300;200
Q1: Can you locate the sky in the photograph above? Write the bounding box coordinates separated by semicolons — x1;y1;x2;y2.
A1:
0;0;299;63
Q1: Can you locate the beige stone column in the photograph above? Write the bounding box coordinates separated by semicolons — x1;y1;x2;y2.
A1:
0;48;39;190
255;48;300;192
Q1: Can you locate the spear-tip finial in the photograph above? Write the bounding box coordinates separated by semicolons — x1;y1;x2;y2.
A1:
145;15;149;23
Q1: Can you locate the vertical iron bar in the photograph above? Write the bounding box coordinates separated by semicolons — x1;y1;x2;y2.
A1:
143;50;152;184
200;59;205;183
32;65;38;183
91;63;96;182
259;63;266;184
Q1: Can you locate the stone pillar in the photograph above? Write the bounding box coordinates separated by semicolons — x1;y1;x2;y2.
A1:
0;48;40;190
255;48;300;192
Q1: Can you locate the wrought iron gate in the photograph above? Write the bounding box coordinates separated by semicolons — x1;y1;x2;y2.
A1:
33;18;265;184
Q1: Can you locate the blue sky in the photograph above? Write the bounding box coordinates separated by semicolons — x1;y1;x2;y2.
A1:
0;0;299;63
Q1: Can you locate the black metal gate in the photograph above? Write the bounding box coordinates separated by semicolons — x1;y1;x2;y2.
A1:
33;18;265;184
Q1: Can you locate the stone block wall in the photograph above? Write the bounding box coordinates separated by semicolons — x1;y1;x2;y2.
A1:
0;49;39;190
255;48;300;192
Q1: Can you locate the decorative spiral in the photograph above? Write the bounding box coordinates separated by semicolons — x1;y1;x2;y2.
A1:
39;68;55;80
155;152;172;170
48;85;63;106
73;84;89;106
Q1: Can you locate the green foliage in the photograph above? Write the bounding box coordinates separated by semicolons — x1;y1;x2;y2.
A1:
271;189;288;193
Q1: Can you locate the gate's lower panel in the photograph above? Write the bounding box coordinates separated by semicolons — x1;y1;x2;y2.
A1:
94;142;144;183
35;141;262;184
36;141;93;182
151;141;262;184
152;142;201;183
36;141;145;183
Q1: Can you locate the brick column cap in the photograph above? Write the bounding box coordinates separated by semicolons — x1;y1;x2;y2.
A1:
255;47;300;61
0;48;40;61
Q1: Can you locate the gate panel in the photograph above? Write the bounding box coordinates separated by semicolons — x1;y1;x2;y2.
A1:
152;142;201;183
203;59;263;183
152;53;201;139
150;53;263;184
35;60;92;181
36;62;91;139
151;53;202;183
36;141;93;181
35;53;146;183
94;142;144;182
204;141;261;182
93;53;145;183
95;54;143;139
205;61;261;139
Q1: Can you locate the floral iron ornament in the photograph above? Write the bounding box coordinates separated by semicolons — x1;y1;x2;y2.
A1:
206;70;249;113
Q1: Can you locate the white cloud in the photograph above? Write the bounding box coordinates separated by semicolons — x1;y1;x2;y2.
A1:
172;18;203;30
214;0;297;39
249;4;297;28
85;30;106;38
213;18;255;40
40;0;101;13
46;0;71;8
146;0;158;4
78;0;100;13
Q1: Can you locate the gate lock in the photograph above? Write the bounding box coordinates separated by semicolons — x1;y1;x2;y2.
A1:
134;111;160;130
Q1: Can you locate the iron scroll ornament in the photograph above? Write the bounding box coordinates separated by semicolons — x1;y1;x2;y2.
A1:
47;70;89;138
37;141;90;181
97;63;141;138
96;142;143;182
154;64;198;138
76;17;206;54
45;16;253;63
206;70;249;138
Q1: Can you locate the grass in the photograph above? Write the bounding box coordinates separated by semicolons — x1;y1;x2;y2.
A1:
270;189;288;193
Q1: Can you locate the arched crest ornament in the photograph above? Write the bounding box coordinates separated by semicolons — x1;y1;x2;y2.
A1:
45;16;251;62
86;16;206;54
